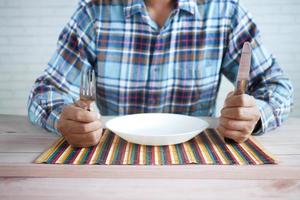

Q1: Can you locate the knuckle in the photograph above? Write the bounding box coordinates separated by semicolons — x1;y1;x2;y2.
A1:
91;133;98;142
223;119;231;129
79;124;88;133
241;136;248;143
76;101;88;109
224;97;230;104
61;106;68;114
62;105;73;115
240;95;247;106
220;118;226;126
225;97;233;106
228;91;234;96
57;119;63;131
254;110;261;120
227;120;235;129
57;125;64;134
75;111;84;121
90;141;99;147
236;108;244;118
89;132;100;145
250;95;256;102
247;124;254;133
221;128;231;137
218;125;231;137
99;128;104;135
220;108;226;116
241;125;250;133
57;119;67;133
243;127;250;133
96;120;103;130
255;114;261;120
89;139;99;146
89;112;98;121
66;138;80;148
236;136;246;143
240;134;249;141
82;112;96;123
224;130;232;137
236;139;244;143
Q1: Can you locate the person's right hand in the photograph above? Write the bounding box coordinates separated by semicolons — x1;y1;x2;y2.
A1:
57;102;103;148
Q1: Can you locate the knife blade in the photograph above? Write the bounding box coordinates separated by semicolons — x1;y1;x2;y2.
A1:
235;42;252;95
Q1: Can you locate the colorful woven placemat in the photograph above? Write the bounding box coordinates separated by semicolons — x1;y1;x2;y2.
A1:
35;129;277;165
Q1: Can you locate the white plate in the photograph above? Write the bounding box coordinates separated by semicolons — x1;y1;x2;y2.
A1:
105;113;209;145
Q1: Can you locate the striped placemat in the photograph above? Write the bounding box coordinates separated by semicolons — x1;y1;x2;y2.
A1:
35;129;277;165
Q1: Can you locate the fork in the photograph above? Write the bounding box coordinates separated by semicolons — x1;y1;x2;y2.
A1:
80;68;96;111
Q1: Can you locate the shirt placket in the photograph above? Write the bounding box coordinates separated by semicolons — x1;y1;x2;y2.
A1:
147;34;162;112
147;10;179;112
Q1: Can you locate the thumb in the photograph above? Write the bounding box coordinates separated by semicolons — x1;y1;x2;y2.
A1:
223;91;234;107
74;100;89;110
226;91;234;98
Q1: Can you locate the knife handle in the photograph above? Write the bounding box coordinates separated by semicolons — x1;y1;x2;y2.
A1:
234;79;248;95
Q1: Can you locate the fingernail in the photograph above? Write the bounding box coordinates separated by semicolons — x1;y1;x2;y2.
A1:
97;113;101;120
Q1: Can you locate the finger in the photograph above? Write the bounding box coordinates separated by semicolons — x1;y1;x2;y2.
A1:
217;125;248;143
219;117;255;133
64;120;102;134
224;94;256;108
221;107;260;121
65;129;102;148
62;105;100;123
217;125;242;139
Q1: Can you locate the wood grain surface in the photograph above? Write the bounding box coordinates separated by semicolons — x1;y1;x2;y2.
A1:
0;115;299;200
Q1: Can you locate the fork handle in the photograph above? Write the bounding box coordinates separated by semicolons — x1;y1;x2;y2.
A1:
234;79;248;95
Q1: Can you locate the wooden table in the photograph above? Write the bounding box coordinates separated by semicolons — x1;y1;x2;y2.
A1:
0;115;299;199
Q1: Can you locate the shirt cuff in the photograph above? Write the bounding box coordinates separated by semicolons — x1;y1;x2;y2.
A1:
45;105;64;136
253;98;276;135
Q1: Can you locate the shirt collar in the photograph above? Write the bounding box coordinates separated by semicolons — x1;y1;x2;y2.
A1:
124;0;199;18
177;0;197;15
124;0;145;18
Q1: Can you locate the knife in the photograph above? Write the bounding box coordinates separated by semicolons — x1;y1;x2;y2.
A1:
225;42;252;143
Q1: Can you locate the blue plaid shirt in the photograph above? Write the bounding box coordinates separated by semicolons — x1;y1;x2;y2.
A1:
28;0;293;135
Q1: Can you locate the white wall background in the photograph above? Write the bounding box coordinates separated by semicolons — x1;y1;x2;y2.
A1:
0;0;299;116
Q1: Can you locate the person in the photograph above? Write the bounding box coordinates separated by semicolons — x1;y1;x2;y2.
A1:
28;0;293;147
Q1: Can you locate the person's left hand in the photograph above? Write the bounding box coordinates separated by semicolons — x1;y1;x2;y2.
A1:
217;92;261;143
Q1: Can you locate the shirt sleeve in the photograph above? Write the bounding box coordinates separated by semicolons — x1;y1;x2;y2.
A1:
27;2;97;134
221;0;293;135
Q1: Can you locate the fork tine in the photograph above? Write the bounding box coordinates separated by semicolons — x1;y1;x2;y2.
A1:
80;68;96;110
88;69;93;96
88;69;92;96
85;69;89;96
80;68;85;96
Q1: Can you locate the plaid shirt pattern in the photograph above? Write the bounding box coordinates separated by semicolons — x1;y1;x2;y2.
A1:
28;0;293;135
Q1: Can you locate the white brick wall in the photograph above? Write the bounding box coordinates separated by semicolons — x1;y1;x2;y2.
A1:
0;0;299;117
0;0;78;115
217;0;300;117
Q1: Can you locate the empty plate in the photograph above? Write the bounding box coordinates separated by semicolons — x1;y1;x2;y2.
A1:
105;113;209;145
